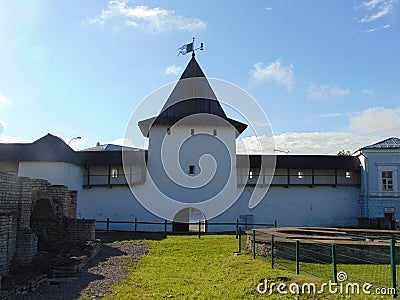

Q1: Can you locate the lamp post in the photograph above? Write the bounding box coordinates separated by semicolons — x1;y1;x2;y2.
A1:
68;136;81;146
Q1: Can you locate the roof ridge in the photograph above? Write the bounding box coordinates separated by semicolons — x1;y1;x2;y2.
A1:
362;137;400;149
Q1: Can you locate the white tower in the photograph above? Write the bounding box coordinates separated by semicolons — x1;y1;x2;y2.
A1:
137;56;247;229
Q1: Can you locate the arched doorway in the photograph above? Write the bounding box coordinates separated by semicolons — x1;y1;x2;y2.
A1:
31;198;55;221
172;208;206;233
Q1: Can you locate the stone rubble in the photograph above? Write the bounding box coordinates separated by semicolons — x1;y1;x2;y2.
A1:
14;241;149;300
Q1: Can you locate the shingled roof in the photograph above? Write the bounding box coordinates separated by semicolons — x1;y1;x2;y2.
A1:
361;137;400;150
138;56;247;137
83;144;141;152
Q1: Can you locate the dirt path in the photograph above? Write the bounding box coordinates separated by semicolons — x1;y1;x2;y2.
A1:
13;241;148;300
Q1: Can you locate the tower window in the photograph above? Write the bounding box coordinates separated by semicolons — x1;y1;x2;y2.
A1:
249;171;253;179
167;128;171;135
111;168;118;178
191;128;194;136
345;171;351;179
213;129;217;136
298;171;304;179
189;165;195;175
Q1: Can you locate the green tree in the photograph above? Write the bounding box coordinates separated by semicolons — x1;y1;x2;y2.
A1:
337;149;352;156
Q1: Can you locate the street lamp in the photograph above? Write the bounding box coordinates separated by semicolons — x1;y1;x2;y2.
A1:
68;136;81;146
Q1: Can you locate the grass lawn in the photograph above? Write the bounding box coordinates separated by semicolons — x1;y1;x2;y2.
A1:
100;234;397;299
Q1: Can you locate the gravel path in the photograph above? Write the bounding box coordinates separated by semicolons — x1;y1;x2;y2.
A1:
15;241;148;300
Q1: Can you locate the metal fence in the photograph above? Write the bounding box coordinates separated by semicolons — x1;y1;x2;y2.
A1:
96;218;277;237
238;228;399;297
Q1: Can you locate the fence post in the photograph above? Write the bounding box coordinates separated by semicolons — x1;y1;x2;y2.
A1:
134;218;137;232
106;217;110;232
164;219;167;233
295;240;300;274
390;239;397;298
271;234;274;269
252;230;256;259
198;220;201;239
274;219;277;228
238;227;241;253
235;218;239;239
331;244;337;284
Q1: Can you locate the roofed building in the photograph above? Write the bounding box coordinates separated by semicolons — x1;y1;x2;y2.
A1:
0;56;384;231
357;137;400;228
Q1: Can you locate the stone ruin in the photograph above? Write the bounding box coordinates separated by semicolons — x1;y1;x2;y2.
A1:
0;171;95;294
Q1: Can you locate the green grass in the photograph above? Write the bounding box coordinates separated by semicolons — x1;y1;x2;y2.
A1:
105;235;386;299
94;233;398;299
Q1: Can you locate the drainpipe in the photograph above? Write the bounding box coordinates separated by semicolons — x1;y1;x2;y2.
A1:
356;151;369;218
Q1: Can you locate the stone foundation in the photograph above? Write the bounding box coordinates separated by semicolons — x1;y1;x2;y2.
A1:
31;219;95;250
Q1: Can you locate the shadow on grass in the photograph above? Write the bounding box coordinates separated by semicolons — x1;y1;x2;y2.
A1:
96;231;168;242
96;230;237;242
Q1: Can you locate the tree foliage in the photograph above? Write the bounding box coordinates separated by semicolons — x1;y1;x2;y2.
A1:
337;149;352;156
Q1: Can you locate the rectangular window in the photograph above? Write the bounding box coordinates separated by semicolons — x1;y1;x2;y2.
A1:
382;171;393;191
189;165;195;175
249;171;253;179
345;171;351;179
298;171;304;179
213;129;217;136
191;128;194;136
167;128;171;135
111;168;118;178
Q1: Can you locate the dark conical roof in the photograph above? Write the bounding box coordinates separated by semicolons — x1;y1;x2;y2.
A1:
179;56;206;79
138;56;247;137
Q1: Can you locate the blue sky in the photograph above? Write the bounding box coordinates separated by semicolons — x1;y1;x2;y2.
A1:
0;0;399;154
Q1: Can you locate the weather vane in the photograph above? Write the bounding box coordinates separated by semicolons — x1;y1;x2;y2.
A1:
177;37;204;57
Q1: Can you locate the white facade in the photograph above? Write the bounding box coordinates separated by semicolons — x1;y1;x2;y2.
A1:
18;162;84;192
0;56;386;232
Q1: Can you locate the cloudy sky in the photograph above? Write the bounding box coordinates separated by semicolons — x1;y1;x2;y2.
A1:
0;0;399;154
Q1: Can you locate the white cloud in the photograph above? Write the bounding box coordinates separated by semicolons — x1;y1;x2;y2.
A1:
87;0;206;33
349;106;400;135
250;60;295;91
165;64;182;75
110;137;147;149
236;105;400;155
0;135;20;143
237;132;384;155
0;120;7;132
0;92;10;105
265;7;273;11
358;0;394;22
111;137;134;146
319;112;346;118
308;84;350;100
355;0;398;32
361;89;374;96
236;135;275;154
365;23;391;32
0;120;20;143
